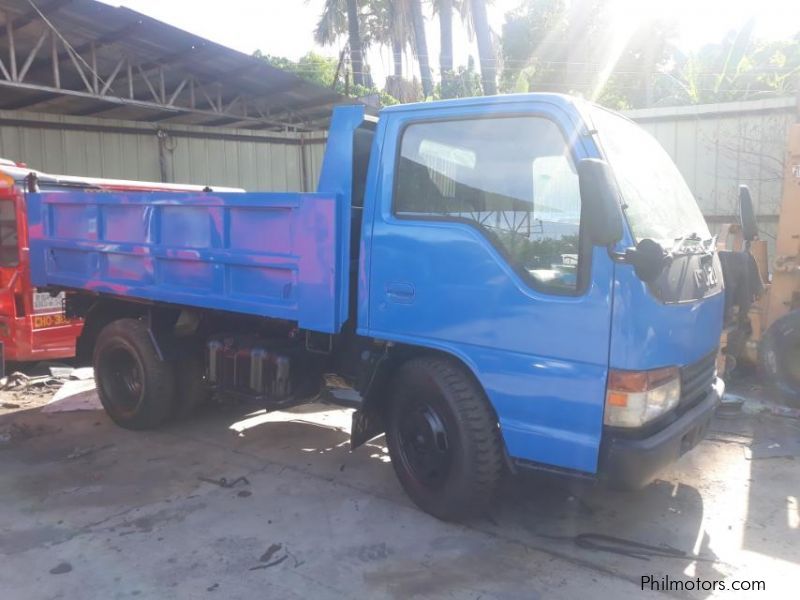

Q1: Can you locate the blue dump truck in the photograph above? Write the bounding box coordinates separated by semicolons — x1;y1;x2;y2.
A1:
26;94;725;520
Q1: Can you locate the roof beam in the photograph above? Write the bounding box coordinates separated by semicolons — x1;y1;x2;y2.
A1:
0;79;313;131
0;5;343;130
20;19;144;82
0;0;73;41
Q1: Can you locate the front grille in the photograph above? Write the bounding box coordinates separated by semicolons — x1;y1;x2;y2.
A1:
679;351;717;412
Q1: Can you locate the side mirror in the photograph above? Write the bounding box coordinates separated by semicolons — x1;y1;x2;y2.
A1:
626;238;667;284
738;185;758;242
578;159;624;247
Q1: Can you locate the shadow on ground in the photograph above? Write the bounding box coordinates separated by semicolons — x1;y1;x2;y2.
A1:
1;385;797;598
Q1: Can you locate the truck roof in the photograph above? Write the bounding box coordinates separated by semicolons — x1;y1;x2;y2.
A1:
379;92;585;115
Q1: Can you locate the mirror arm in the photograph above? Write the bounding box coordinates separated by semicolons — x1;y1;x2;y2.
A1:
606;245;631;263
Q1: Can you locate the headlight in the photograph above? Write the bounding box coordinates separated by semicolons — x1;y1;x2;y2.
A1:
604;366;681;428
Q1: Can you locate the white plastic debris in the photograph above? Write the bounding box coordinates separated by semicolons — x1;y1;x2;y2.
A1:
69;367;95;381
42;379;101;413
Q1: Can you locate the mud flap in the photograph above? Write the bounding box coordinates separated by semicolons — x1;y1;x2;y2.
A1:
350;408;384;450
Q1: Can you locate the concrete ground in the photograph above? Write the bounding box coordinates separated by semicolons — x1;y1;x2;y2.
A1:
0;376;798;599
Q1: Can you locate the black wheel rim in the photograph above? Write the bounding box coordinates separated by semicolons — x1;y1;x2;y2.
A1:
99;345;144;413
396;399;452;490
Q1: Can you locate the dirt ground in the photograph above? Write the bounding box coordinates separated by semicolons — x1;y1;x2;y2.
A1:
0;371;798;599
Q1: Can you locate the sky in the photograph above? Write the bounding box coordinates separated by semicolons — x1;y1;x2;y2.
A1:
96;0;799;86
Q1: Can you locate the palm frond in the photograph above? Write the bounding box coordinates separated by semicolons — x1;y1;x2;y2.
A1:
314;0;349;46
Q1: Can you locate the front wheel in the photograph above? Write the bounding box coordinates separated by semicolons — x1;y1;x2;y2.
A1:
94;318;176;429
385;356;504;521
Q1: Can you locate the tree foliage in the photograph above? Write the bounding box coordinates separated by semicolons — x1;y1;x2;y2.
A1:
437;57;483;99
500;0;799;109
499;0;677;109
257;0;799;110
254;51;399;105
661;31;800;106
255;51;340;88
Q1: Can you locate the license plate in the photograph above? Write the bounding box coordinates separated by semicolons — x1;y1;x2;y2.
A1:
33;291;65;314
32;313;71;329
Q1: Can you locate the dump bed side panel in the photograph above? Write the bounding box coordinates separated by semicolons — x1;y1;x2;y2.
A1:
26;191;343;333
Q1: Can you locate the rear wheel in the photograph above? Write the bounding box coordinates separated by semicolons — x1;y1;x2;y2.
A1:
759;311;800;407
94;318;176;429
385;356;504;521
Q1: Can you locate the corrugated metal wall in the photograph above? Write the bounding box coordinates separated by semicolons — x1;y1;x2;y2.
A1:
0;110;327;192
626;98;797;247
3;99;795;226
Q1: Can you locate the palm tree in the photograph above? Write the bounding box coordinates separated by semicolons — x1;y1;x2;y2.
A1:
437;0;497;95
390;8;407;78
369;0;413;78
433;0;454;78
345;0;366;86
314;0;368;87
410;0;434;97
468;0;497;95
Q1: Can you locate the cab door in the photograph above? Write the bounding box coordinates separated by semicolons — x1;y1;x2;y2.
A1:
360;101;615;473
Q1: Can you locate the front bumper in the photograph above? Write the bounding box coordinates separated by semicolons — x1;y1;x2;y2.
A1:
599;377;724;489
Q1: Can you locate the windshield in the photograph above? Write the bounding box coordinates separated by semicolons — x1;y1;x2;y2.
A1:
589;107;710;247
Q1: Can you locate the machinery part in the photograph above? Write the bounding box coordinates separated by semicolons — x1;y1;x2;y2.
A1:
94;318;176;429
759;310;800;406
205;334;318;405
385;356;503;521
173;353;211;420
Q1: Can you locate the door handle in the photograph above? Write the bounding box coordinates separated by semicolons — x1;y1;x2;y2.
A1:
385;282;415;304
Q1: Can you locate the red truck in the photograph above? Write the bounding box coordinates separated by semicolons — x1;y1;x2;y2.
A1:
0;158;241;369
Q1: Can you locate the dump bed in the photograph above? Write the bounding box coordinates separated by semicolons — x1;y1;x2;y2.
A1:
25;105;367;335
26;191;346;333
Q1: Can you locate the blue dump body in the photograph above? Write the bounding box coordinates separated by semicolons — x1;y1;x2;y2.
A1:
26;96;725;486
26;106;365;335
26;191;343;332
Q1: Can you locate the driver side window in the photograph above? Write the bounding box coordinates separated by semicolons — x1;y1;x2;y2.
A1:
394;116;583;293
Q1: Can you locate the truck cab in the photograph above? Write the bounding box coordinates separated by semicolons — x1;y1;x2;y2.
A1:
26;94;725;520
354;95;724;488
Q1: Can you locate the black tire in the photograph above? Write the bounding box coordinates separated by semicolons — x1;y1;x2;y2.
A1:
759;311;800;407
93;318;176;429
173;354;211;420
385;356;504;521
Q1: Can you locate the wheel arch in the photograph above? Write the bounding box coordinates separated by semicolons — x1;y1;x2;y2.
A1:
75;296;149;361
366;342;492;411
74;295;195;362
353;340;511;467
